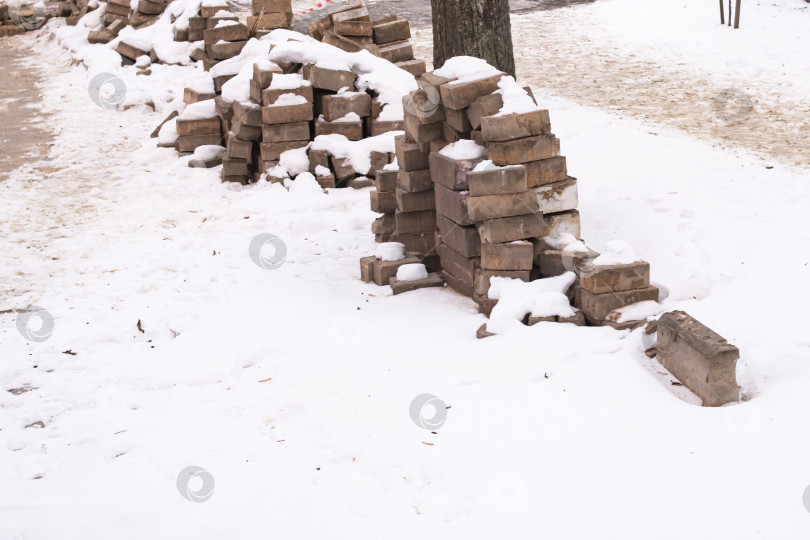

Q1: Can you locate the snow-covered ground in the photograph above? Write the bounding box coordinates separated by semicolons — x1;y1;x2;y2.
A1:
2;1;810;538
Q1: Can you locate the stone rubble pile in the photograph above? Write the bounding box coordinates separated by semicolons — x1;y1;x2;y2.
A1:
362;66;663;333
0;1;76;36
305;0;425;77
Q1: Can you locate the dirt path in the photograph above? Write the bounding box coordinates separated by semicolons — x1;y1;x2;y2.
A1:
0;38;53;181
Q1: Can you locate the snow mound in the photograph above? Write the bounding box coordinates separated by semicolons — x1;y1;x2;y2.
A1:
396;263;428;282
435;56;502;84
592;241;641;266
375;242;406;262
439;140;487;160
487;273;578;334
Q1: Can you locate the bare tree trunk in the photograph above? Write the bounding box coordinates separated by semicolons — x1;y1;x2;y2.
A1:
431;0;516;78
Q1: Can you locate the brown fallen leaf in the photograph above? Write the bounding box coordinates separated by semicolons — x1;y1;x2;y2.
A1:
421;442;434;446
137;320;144;333
258;378;273;383
671;381;683;386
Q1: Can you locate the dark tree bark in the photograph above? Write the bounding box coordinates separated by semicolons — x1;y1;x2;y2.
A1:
431;0;516;78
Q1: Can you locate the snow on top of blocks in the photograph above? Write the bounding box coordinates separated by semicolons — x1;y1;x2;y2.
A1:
201;0;228;7
269;34;418;121
269;73;311;90
396;263;428;282
375;242;406;262
193;144;226;160
434;56;502;84
268;93;309;107
592;241;642;266
439;139;487;160
472;159;521;172
310;132;402;176
179;98;217;119
494;75;541;116
487;273;579;334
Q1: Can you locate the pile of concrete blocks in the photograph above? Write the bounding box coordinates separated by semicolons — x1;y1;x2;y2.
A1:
86;0;162;44
175;105;224;154
360;244;443;295
248;0;293;38
212;47;405;184
361;63;663;323
306;0;425;77
0;1;73;36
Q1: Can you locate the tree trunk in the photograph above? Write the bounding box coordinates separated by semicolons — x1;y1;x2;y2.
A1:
431;0;516;78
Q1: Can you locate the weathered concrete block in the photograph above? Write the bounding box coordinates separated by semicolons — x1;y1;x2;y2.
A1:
443;269;474;297
303;64;357;92
253;62;283;90
477;213;545;244
402;91;445;125
331;157;356;182
474;269;530;296
178;134;222;153
247;12;292;30
657;311;741;407
259;141;308;161
322;93;371;121
403;112;443;143
535;210;581;249
437;213;480;257
176;117;220;136
374;169;398;192
203;23;248;45
315;119;363;140
533;247;600;277
533;177;578;214
579;261;650;295
222;157;249;177
370;190;397;214
379;40;414;63
480;241;533;271
390;272;443;295
395;209;436;235
395;135;429;171
262;84;314;106
395;168;431;193
373;255;421;286
433;183;472;226
395;59;427;77
226;133;253;160
348;177;374;189
428;151;485;191
372;213;396;235
444;107;472;133
525;156;568;188
231;120;261;141
390;233;437;254
367;151;391;178
467;191;539;222
252;0;292;15
262;102;314;124
578;286;660;321
487;134;558;166
233;100;263;126
372;19;410;44
316;174;336;189
262;121;311;142
207;40;247;61
396;188;435;212
367;118;403;136
439;242;480;284
308;149;329;174
481;109;551;142
439;73;505;110
467;93;503;130
467;166;527;197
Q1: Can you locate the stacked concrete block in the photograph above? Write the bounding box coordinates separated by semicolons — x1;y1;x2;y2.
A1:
249;0;292;36
176;105;224;154
104;0;132;26
574;258;659;327
371;168;397;240
204;20;249;63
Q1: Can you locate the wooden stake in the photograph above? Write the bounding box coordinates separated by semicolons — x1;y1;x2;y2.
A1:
734;0;741;29
728;0;732;26
719;0;725;24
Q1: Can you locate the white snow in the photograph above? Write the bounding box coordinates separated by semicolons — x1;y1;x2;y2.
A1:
269;93;309;107
434;55;503;84
178;99;216;120
4;2;810;538
395;263;429;282
487;273;578;334
606;300;663;324
310;132;402;176
286;172;324;194
332;112;362;123
314;165;331;177
494;75;540;116
374;242;406;262
278;145;311;177
438;140;487;160
472;159;520;172
592;240;642;266
193;145;226;160
269;73;311;90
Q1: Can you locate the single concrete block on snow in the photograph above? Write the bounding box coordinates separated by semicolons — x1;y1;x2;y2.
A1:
657;311;741;407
